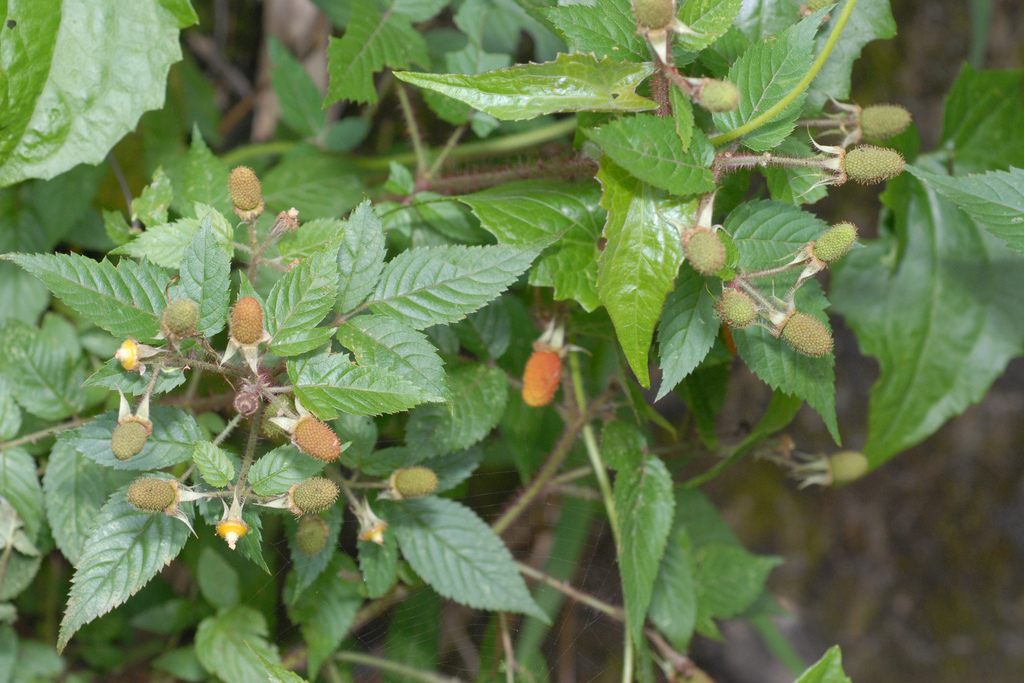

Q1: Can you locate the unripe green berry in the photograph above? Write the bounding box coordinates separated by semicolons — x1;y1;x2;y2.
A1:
685;229;726;277
781;312;833;357
392;467;439;499
715;290;757;328
632;0;675;29
844;145;904;185
127;478;177;512
295;515;330;556
812;222;858;263
860;104;911;140
698;80;740;113
828;451;868;484
292;477;339;514
229;166;262;212
111;419;151;461
161;298;199;338
230;296;264;346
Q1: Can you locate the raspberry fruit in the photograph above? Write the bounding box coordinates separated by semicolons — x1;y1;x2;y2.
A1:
522;350;562;407
295;515;330;556
844;145;904;185
812;222;858;264
161;298;199;339
860;104;911;140
293;417;341;462
392;466;439;499
111;419;152;461
715;290;757;328
230;296;264;346
684;228;726;277
127;478;177;512
632;0;675;29
292;477;339;514
781;312;833;357
697;80;740;113
828;451;869;484
229;166;262;212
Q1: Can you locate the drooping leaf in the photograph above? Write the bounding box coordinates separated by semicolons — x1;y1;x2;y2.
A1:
648;521;697;651
60;406;204;471
692;543;781;636
284;553;362;677
386;496;547;620
338;314;448;399
266;252;336;356
0;320;87;420
656;269;720;401
795;646;852;683
177;222;231;337
194;606;280;683
939;65;1024;175
247;445;327;497
394;53;657;121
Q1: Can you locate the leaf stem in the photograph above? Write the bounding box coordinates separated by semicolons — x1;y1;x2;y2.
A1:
0;416;92;451
709;0;860;146
396;83;429;175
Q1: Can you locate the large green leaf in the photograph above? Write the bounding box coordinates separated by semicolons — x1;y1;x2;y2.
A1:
691;543;781;636
831;162;1023;466
279;217;345;263
0;0;195;186
906;166;1024;255
596;158;696;388
337;200;387;314
268;36;326;138
266;252;336;356
337;314;448;399
0;320;86;420
614;455;674;644
60;406;204;471
284;554;362;676
542;0;648;62
324;1;429;105
386;496;547;620
795;646;852;683
57;485;192;652
394;53;657;121
177;222;231;338
194;606;281;683
939;65;1024;175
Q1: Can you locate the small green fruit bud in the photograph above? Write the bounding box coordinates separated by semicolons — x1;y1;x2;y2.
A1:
632;0;675;29
230;296;264;346
698;80;740;113
111;419;151;461
844;145;904;185
161;299;199;338
781;312;833;357
860;104;911;140
229;166;262;212
715;290;757;328
828;451;868;484
392;467;439;499
812;222;858;263
684;229;726;277
127;478;177;512
295;516;330;556
292;477;339;514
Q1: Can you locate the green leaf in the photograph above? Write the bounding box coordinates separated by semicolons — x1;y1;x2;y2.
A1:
656;269;719;401
0;320;87;420
251;647;311;683
285;553;362;676
386;496;548;620
261;146;364;219
324;2;429;105
83;359;186;396
57;485;192;653
111;216;207;269
177;222;231;337
0;447;43;544
670;86;695;152
585;115;716;196
394;53;657;121
197;547;241;610
266;252;336;356
460;181;605;311
614;455;674;643
542;0;648;62
692;544;781;633
289;353;442;420
248;445;327;497
939;65;1023;174
60;406;204;471
404;364;508;459
337;200;387;314
194;606;280;683
133;168;174;228
4;253;169;341
648;522;697;651
279;218;345;262
235;509;270;575
286;505;342;600
676;0;745;52
43;442;133;565
762;136;830;205
192;442;236;488
359;532;399;599
906;166;1024;255
338;314;448;399
167;126;232;218
268;36;326;137
596;158;696;388
830;163;1024;466
0;0;193;186
795;646;852;683
367;243;539;330
713;10;824;151
600;421;645;471
385;586;440;677
0;375;22;440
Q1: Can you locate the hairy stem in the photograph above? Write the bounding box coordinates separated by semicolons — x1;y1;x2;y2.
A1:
396;83;428;175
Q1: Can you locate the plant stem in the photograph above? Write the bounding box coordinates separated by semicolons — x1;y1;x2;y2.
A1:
396;83;428;175
333;651;466;683
424;123;468;180
0;416;91;451
212;413;244;447
233;404;263;500
516;562;623;620
710;0;860;146
714;151;831;173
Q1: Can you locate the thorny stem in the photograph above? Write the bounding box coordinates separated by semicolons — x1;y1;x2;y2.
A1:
212;413;245;447
424;123;468;181
234;403;264;501
713;151;832;174
710;0;860;146
396;84;428;176
244;219;261;284
0;416;91;451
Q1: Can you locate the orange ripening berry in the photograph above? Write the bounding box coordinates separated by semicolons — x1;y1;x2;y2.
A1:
522;350;562;407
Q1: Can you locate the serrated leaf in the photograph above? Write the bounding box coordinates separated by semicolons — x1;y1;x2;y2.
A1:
542;0;648;62
394;53;657;121
324;2;429;105
57;486;191;653
286;505;342;600
692;543;781;630
656;269;719;401
906;166;1024;255
460;181;605;311
289;353;442;420
251;647;311;683
337;200;387;314
359;533;399;599
279;217;345;262
177;222;231;337
614;455;674;644
713;10;825;151
939;65;1023;175
192;442;236;488
133;168;174;228
285;554;362;677
0;320;87;420
796;646;852;683
247;445;327;497
676;0;745;52
0;375;22;440
725;198;827;268
596;158;696;388
338;314;448;399
367;243;539;330
4;253;169;341
60;406;204;471
0;447;43;544
83;358;186;396
0;0;194;186
266;252;336;356
111;217;201;269
404;364;508;459
831;164;1024;466
648;522;697;652
167;126;232;217
268;36;326;137
236;509;270;574
194;606;280;683
386;496;547;620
